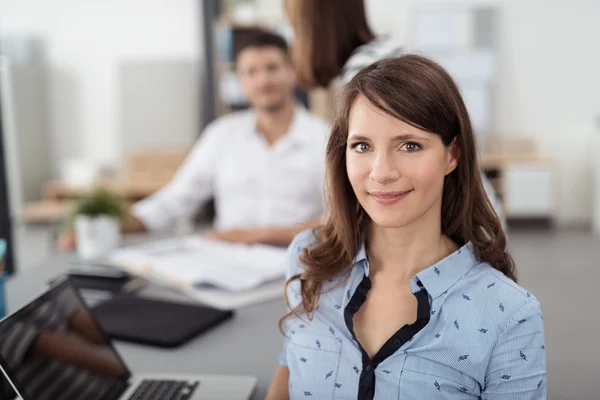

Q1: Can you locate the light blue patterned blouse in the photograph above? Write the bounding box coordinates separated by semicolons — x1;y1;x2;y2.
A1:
279;230;546;399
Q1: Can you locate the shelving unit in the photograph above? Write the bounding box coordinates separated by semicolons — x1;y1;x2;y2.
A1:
480;151;555;221
406;4;555;223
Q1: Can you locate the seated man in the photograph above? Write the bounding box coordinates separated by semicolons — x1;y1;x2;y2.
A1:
60;29;329;249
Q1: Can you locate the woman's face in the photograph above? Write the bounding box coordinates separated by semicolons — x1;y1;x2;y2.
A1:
346;95;458;229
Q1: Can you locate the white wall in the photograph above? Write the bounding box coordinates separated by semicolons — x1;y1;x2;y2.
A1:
494;0;600;224
0;0;202;175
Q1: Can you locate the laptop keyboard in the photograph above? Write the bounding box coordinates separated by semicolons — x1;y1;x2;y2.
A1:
127;379;199;400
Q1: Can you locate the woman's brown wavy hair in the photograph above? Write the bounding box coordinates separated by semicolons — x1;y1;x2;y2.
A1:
281;54;515;328
284;0;375;88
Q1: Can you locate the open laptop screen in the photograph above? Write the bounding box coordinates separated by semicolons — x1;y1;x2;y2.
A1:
0;279;131;400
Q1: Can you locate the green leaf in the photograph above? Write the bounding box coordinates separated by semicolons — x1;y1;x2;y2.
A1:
71;187;127;220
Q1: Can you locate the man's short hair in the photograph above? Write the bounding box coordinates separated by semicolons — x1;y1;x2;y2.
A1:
234;28;289;63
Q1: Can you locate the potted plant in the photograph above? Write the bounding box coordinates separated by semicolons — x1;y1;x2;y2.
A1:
69;188;127;259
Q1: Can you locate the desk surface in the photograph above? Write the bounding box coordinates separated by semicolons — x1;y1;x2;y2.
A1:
5;253;284;400
44;179;167;200
19;199;74;224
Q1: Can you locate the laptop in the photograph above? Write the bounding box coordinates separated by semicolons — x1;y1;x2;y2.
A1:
0;278;256;400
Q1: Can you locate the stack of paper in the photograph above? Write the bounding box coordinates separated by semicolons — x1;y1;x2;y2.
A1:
108;236;288;293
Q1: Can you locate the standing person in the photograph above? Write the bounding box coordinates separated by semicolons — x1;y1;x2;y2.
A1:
283;0;504;222
265;55;545;399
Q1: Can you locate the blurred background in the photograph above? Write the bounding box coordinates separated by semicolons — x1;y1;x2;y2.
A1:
0;0;599;398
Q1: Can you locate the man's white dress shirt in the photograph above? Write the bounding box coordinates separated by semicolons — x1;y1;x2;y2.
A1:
132;106;330;231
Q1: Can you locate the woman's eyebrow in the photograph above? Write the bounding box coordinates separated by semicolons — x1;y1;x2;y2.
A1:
347;134;371;141
348;134;429;142
390;134;429;142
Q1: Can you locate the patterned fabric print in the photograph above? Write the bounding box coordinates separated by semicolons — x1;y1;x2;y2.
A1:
279;230;547;399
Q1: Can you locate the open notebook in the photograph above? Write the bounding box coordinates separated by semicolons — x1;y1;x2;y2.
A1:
107;236;288;308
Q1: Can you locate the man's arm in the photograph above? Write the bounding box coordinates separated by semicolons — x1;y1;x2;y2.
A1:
258;217;323;247
208;217;323;247
58;122;224;251
131;122;223;232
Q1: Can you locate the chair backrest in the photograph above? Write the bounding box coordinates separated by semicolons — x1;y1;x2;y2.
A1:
126;150;188;185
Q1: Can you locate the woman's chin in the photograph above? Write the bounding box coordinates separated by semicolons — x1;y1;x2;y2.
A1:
368;213;416;229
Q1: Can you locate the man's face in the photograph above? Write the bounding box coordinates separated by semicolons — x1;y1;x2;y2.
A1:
237;46;296;112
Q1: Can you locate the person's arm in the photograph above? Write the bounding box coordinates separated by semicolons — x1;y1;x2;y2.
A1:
482;299;546;399
34;330;128;380
121;213;147;233
57;123;224;251
265;236;310;400
265;366;290;400
129;121;224;232
207;217;323;247
258;217;323;246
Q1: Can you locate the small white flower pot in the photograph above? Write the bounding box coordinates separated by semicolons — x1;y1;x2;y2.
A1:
74;215;121;259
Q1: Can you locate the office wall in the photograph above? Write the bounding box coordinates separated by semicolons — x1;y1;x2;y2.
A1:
493;0;600;225
0;0;203;174
119;60;200;155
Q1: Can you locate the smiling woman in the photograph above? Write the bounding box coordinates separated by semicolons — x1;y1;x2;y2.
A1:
345;97;459;229
265;55;546;400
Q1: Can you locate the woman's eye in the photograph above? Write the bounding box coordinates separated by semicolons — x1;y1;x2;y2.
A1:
351;142;370;153
402;142;422;152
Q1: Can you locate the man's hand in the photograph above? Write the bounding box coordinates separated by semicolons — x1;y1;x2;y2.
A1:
206;218;323;247
205;229;266;245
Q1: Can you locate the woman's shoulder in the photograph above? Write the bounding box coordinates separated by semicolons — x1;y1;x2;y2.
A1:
290;228;321;251
341;37;404;84
466;260;543;328
285;229;321;278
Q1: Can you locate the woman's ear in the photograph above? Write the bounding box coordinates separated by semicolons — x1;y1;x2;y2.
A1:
445;138;460;175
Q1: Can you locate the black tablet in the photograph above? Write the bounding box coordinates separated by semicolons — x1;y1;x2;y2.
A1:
91;294;234;348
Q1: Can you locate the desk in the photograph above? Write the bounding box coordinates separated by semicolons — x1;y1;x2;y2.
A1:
19;199;74;224
5;254;284;400
19;180;166;224
479;152;555;220
19;149;189;224
44;179;167;201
